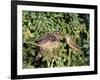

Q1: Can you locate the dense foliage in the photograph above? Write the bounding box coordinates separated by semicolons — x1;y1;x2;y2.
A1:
22;11;90;68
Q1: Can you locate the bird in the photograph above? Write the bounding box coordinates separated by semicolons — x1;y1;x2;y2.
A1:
35;31;62;60
65;35;80;51
36;31;61;50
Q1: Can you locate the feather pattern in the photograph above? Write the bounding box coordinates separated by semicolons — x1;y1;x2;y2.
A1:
37;33;58;44
65;36;80;51
37;32;61;50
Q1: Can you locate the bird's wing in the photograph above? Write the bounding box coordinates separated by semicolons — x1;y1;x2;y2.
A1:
67;37;79;49
37;33;57;44
37;33;49;42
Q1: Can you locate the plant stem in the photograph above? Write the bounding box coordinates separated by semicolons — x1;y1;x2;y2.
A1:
68;49;71;66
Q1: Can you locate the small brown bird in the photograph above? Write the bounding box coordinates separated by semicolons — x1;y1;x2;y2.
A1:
35;31;62;60
36;31;61;50
65;35;80;51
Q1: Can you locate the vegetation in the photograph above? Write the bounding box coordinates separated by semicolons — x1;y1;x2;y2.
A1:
22;11;90;68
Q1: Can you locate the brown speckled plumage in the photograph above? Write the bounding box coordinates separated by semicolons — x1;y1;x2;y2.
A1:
35;32;61;60
65;36;80;51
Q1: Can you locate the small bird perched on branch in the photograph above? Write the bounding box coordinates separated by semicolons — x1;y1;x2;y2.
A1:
65;35;80;51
